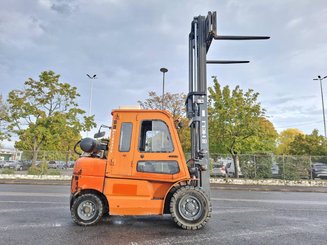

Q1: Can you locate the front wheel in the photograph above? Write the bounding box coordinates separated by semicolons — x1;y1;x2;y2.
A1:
71;193;104;226
170;186;211;230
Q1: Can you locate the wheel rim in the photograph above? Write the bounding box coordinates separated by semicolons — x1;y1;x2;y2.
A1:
178;194;203;221
77;200;97;221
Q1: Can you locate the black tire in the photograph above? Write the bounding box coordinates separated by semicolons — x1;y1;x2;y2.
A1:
71;193;104;226
170;186;212;230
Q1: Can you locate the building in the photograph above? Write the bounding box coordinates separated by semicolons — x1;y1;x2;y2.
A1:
0;148;22;161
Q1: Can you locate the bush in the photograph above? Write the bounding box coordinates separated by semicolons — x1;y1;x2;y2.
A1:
47;169;61;175
1;169;15;174
27;166;43;175
27;161;48;175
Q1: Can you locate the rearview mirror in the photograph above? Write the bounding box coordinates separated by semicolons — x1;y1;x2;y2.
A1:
94;131;105;138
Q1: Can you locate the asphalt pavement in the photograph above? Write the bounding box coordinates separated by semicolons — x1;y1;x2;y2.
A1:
0;184;327;245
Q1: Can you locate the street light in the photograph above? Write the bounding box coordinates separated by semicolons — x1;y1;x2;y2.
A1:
86;74;97;117
160;68;168;109
86;74;96;136
313;75;327;138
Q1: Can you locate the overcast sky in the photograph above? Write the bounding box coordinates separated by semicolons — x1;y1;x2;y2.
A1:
1;0;327;147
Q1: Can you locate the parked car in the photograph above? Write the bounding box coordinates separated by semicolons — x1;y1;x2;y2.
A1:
271;163;280;178
211;163;226;177
48;161;67;170
48;161;58;169
56;162;68;170
66;161;75;168
0;160;5;168
310;163;327;180
225;161;243;178
16;160;32;171
3;160;21;171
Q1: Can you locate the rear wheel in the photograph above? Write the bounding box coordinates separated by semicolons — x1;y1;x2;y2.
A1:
170;186;211;230
71;193;104;226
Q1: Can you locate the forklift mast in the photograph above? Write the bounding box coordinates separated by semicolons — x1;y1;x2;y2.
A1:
186;12;269;194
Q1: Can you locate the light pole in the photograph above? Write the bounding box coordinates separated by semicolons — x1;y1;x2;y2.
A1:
86;74;97;116
314;75;327;138
86;74;96;137
160;68;168;109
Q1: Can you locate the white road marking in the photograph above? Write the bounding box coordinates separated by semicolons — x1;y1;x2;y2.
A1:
0;222;66;231
0;192;68;197
0;206;67;213
211;197;327;205
212;208;267;214
0;200;66;204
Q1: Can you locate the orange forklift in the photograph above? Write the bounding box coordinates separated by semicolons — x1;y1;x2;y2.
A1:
70;12;269;229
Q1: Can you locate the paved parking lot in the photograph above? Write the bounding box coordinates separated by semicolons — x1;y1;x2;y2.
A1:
0;184;327;245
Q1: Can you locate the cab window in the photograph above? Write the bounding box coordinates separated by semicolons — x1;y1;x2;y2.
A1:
119;123;133;152
139;120;173;152
137;161;179;174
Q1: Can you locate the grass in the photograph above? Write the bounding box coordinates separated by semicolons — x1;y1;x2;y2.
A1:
47;169;61;175
1;169;15;174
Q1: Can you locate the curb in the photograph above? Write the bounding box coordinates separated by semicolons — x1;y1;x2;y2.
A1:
0;175;326;192
211;183;327;193
210;178;327;187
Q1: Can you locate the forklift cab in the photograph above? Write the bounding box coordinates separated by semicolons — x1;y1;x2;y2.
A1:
107;109;189;180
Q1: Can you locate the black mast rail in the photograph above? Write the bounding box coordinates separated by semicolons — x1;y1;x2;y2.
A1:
186;11;269;194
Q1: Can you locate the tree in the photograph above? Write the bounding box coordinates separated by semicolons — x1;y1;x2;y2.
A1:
242;118;278;153
288;129;327;155
138;91;186;119
275;128;303;155
0;95;10;142
138;91;191;152
7;71;95;165
208;77;277;178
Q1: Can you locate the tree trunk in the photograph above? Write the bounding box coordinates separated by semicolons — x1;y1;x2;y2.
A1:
32;149;39;167
32;136;42;166
232;154;240;178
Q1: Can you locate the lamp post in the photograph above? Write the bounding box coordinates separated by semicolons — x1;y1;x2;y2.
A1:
86;74;97;116
86;74;96;137
314;75;327;138
160;68;168;109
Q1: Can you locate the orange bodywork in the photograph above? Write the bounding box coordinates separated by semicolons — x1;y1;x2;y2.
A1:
71;109;191;215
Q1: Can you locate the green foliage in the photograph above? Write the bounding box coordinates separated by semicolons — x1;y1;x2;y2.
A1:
0;95;10;141
1;169;15;174
254;155;273;179
208;77;276;154
238;155;272;179
27;166;43;175
47;169;61;175
288;129;327;155
27;161;48;175
275;128;303;155
138;91;191;152
138;91;186;118
208;77;277;177
279;155;310;180
7;71;96;165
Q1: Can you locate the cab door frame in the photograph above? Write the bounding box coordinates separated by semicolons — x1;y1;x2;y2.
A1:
131;112;187;181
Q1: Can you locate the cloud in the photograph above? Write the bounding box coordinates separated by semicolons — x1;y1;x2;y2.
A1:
38;0;78;15
286;17;303;29
263;95;316;106
0;13;45;44
1;0;327;143
51;3;74;15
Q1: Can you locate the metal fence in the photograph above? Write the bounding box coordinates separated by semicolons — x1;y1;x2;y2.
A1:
21;150;77;164
209;153;327;180
2;150;327;180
